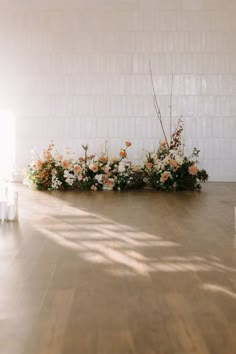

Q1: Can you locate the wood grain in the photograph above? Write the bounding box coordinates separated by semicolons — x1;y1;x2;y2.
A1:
0;182;236;354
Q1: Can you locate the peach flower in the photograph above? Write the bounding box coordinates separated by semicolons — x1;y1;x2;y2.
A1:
99;155;108;164
73;164;81;174
169;159;179;171
61;160;70;169
160;139;167;147
102;165;109;174
125;141;132;147
35;160;42;169
56;154;63;162
160;171;171;183
188;164;198;175
43;151;52;160
104;178;115;189
110;157;118;164
89;164;99;173
119;149;127;158
132;165;139;172
146;162;153;169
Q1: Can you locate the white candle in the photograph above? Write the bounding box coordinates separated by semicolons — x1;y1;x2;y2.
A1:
6;191;18;222
0;201;6;221
7;204;16;221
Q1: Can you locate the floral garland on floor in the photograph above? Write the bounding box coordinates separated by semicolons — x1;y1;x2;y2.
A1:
24;137;208;192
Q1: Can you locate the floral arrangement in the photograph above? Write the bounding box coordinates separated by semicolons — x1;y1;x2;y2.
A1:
142;122;208;191
141;66;208;191
24;142;144;191
24;69;208;192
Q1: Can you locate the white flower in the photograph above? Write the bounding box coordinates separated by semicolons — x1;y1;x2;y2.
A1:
175;156;183;165
95;174;104;184
118;163;126;173
51;175;62;190
162;157;170;166
65;178;74;186
64;170;76;186
151;153;158;160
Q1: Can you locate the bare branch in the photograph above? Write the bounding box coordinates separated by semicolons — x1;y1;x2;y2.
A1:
169;73;174;139
149;62;169;149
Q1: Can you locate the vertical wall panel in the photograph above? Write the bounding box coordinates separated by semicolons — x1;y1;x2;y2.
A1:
0;0;235;180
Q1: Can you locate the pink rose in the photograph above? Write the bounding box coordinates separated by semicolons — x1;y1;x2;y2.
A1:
125;141;132;147
146;162;153;169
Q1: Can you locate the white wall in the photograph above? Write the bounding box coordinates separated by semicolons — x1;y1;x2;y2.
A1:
0;0;236;181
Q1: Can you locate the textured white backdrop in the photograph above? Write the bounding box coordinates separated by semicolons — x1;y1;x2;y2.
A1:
0;0;236;181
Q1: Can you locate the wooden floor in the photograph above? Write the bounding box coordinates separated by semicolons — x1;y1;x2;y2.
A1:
0;183;236;354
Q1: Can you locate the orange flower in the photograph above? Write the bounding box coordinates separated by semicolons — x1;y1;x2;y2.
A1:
188;164;198;175
119;149;127;158
125;141;132;147
146;162;153;169
61;160;70;169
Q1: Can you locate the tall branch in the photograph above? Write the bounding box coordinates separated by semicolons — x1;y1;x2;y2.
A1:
149;62;169;149
169;73;173;139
